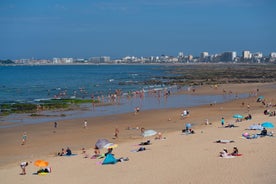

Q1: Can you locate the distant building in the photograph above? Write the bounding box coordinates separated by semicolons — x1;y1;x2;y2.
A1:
252;52;263;59
200;52;209;58
200;52;209;62
269;52;276;62
100;56;110;63
88;56;110;63
242;50;252;59
53;58;60;64
53;58;73;64
220;52;237;62
269;52;276;58
187;55;193;62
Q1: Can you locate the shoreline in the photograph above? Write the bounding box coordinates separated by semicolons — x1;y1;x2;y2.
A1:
0;91;248;128
0;82;275;183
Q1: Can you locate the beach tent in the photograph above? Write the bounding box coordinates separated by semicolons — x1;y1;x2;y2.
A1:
102;153;118;165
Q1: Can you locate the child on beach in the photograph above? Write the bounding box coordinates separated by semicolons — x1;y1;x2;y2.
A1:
20;161;29;175
221;117;225;127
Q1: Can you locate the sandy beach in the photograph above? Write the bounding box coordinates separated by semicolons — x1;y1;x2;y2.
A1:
0;82;276;184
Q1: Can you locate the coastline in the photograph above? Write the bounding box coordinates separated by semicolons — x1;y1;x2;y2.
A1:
0;82;275;183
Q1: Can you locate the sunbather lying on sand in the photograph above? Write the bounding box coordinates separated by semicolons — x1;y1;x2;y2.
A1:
139;140;151;145
215;140;235;143
131;147;147;152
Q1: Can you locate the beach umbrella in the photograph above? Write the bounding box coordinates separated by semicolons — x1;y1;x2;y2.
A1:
34;160;49;167
185;123;192;129
104;143;118;149
261;122;274;128
233;114;243;119
142;130;157;137
95;139;110;149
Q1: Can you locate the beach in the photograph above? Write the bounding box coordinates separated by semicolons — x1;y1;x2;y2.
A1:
0;82;276;184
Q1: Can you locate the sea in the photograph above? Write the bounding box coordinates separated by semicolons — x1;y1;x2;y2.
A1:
0;65;248;127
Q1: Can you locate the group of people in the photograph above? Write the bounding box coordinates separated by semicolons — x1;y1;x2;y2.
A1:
57;147;72;156
242;127;273;139
20;161;51;175
264;109;276;117
219;147;239;157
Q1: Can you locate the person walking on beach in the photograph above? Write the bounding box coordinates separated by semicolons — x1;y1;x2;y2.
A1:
20;161;29;175
114;128;119;139
83;120;87;129
53;122;58;133
21;132;27;145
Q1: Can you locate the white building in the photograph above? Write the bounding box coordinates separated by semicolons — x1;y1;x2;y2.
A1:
201;52;209;58
242;51;252;59
270;52;276;58
252;52;263;59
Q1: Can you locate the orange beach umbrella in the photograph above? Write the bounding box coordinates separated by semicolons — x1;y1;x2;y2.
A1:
34;160;49;167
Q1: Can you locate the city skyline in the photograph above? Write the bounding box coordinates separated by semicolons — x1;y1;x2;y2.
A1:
1;0;275;60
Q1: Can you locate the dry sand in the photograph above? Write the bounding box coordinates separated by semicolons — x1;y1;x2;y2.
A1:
0;83;276;184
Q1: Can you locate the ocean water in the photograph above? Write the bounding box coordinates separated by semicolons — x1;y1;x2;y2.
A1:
0;65;248;127
0;65;171;103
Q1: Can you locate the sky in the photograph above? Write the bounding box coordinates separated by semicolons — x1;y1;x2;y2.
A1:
0;0;275;59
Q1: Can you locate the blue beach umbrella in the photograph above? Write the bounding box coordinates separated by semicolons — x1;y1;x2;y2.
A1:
233;114;243;119
185;123;192;129
261;122;274;128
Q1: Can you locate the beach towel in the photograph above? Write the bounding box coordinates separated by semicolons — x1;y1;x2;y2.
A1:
91;154;104;159
102;154;117;165
233;154;243;156
221;155;235;158
220;154;242;158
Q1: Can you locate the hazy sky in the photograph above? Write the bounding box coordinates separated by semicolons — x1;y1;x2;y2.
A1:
1;0;275;59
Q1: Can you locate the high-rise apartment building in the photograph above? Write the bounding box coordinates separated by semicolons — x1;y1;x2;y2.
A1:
242;51;252;59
